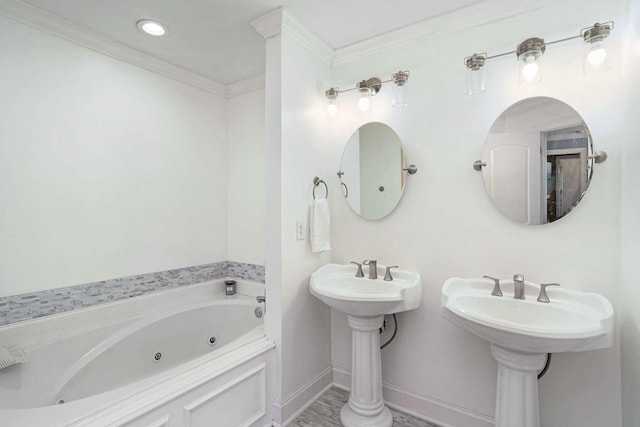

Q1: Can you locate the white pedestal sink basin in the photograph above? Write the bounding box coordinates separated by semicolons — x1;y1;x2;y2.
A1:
310;263;422;427
441;277;614;427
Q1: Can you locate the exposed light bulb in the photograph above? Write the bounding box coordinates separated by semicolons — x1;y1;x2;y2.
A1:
327;100;338;117
358;90;371;112
521;56;539;82
137;20;167;36
587;42;607;65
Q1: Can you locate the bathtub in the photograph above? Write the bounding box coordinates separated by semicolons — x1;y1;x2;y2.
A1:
0;279;274;427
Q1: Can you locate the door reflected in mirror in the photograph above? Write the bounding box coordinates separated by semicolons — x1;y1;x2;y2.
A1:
339;122;407;220
481;97;595;225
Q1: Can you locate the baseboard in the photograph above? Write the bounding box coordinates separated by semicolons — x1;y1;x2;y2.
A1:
332;368;494;427
272;365;333;426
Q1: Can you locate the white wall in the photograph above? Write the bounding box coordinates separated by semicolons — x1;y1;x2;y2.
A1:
279;28;334;409
620;0;640;425
227;89;266;265
325;1;623;426
261;11;334;424
0;15;228;297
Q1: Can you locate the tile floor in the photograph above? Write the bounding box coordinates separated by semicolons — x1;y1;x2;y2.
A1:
288;387;440;427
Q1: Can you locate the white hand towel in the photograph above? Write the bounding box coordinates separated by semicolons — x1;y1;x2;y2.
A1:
310;198;331;253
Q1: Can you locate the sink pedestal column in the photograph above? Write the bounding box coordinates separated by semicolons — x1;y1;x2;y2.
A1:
340;315;393;427
490;344;548;427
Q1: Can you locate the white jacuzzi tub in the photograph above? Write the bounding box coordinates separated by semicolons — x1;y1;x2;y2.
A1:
0;279;274;427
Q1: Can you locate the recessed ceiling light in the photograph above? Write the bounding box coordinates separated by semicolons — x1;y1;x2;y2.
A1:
136;20;167;36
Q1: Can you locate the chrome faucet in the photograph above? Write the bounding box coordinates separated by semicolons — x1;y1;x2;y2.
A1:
256;295;266;303
362;260;378;279
513;274;525;299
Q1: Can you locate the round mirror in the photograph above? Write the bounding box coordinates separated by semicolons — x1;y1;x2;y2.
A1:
339;122;409;220
480;97;597;225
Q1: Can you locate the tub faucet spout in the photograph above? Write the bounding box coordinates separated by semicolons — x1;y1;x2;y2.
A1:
514;274;525;299
256;296;266;303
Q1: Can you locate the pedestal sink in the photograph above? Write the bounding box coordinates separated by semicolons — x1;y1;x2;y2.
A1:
441;277;614;427
310;263;422;427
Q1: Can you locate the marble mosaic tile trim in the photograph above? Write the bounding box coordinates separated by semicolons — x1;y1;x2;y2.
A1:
224;261;265;283
0;261;265;326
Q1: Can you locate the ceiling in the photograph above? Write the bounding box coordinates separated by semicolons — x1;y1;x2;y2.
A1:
17;0;487;85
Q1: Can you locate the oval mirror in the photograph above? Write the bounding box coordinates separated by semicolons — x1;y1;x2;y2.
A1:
480;97;600;225
339;122;409;220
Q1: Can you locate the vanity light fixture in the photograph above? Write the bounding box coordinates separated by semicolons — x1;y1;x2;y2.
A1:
465;53;487;95
464;20;613;95
324;71;409;115
517;37;545;84
391;70;410;107
357;78;380;112
582;22;613;73
325;87;339;117
136;19;168;36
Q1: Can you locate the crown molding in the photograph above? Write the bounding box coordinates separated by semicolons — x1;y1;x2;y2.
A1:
250;8;283;39
281;13;334;66
333;0;565;65
251;8;334;66
0;0;228;97
227;74;265;97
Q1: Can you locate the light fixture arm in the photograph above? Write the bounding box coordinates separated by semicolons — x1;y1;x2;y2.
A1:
545;34;582;47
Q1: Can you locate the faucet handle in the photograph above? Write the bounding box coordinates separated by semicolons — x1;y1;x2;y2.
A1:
350;261;365;278
483;275;503;297
537;283;560;303
383;266;399;281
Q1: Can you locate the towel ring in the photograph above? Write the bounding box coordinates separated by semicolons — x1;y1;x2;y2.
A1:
313;177;328;199
341;182;349;198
